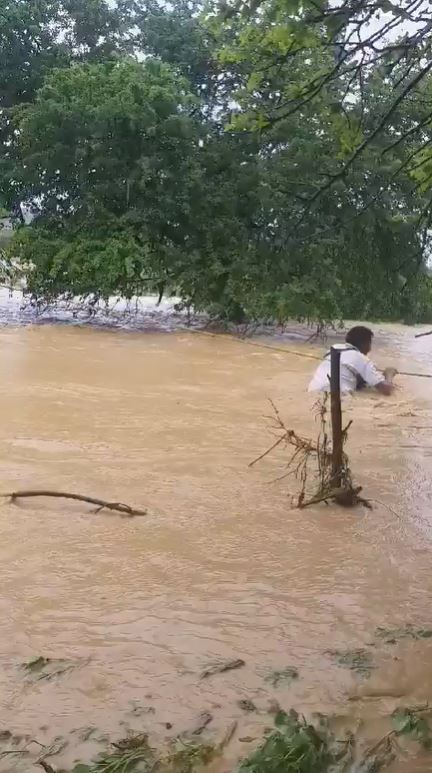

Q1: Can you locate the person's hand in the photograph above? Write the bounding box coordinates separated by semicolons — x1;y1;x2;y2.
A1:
383;366;398;383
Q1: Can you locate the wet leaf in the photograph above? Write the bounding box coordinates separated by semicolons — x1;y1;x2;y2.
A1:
239;710;335;772
391;711;412;734
392;707;432;748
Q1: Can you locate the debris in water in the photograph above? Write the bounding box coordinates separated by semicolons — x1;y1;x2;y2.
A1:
33;706;432;773
376;624;432;644
267;699;281;714
250;399;370;510
71;733;154;773
38;762;56;773
391;705;432;748
24;656;51;673
237;699;257;713
238;708;339;772
326;648;374;678
4;490;147;517
358;705;432;771
164;739;216;771
200;658;245;679
218;721;238;750
112;734;150;751
128;701;155;717
191;713;213;736
22;656;89;681
264;666;299;687
77;728;97;743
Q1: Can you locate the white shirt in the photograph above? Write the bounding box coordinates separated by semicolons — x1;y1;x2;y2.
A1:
308;347;385;394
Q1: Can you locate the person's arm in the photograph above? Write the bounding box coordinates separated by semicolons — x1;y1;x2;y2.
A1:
376;380;394;395
376;366;397;395
355;354;395;395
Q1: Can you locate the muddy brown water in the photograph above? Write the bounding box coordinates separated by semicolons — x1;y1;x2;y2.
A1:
2;321;432;771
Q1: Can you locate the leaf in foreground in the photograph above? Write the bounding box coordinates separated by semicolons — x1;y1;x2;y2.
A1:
238;710;334;773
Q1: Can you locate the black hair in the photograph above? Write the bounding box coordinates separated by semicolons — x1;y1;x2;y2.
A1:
345;325;373;351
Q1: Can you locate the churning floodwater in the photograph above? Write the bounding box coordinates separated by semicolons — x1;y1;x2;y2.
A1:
1;291;432;771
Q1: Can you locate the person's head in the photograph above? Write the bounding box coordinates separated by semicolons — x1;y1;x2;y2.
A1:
345;326;374;355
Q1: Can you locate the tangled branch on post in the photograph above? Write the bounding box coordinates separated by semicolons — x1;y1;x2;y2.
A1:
250;399;371;509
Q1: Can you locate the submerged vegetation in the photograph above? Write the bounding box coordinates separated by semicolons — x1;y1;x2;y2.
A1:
5;705;432;773
264;667;299;688
375;625;432;645
70;734;216;773
5;620;432;773
2;1;432;324
238;711;339;773
325;649;374;679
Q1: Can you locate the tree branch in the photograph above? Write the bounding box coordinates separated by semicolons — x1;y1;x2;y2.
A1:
3;490;147;517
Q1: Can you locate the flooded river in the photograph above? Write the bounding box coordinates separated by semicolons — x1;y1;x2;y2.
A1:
2;303;432;771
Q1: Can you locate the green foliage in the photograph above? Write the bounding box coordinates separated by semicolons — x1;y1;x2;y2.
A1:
71;734;155;773
161;740;216;772
13;708;432;773
238;709;335;772
398;276;432;325
0;0;124;113
392;707;432;749
70;734;215;773
13;57;198;212
0;0;127;214
2;0;432;324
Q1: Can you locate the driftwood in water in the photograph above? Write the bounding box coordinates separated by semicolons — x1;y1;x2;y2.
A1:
38;762;56;773
200;658;245;679
3;490;147;517
191;712;213;735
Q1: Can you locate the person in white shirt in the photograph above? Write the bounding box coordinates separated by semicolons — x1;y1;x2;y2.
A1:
308;326;395;396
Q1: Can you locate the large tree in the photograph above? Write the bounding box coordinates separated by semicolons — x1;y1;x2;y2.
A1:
213;0;432;210
0;0;128;214
4;0;432;323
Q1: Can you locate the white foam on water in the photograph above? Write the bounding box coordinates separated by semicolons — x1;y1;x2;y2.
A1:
0;287;206;332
